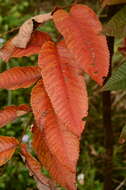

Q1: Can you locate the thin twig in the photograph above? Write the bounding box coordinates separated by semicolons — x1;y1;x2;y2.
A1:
114;179;126;190
0;27;19;38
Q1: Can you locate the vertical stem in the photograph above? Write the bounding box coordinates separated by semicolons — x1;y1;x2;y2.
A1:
102;7;115;190
103;37;114;190
102;5;122;190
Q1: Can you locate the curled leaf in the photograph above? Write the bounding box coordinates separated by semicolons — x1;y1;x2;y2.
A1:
0;66;41;90
13;13;52;48
0;104;31;128
0;136;19;166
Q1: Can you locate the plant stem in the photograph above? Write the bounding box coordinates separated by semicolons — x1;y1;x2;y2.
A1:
103;37;114;190
102;8;115;190
102;4;123;190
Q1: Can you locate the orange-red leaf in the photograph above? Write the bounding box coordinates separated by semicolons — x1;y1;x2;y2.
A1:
0;31;51;62
38;41;88;136
32;124;76;190
12;31;51;58
21;144;56;190
0;136;19;166
0;39;15;62
53;4;109;85
0;104;31;128
0;66;41;90
31;80;79;172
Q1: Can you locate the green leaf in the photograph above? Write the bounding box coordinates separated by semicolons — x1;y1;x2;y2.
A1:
102;62;126;91
103;6;126;38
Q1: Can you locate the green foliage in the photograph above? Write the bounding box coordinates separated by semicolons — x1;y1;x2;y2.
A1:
103;62;126;91
0;156;36;190
103;5;126;38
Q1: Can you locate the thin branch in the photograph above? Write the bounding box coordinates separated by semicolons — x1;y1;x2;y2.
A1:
114;179;126;190
0;27;19;38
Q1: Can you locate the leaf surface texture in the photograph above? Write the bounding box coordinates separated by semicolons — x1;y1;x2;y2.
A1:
0;66;41;89
38;41;88;136
53;4;109;85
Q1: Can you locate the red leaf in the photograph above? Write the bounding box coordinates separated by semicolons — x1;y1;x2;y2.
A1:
15;104;31;116
31;80;79;171
52;4;109;85
0;136;19;166
0;39;16;62
12;31;51;58
38;41;88;136
0;104;31;128
21;144;57;190
0;66;41;89
32;124;76;190
0;31;51;62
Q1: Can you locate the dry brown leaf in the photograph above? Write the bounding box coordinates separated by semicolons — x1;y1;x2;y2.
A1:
13;13;52;48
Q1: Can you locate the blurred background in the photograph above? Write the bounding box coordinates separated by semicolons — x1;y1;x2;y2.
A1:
0;0;126;189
